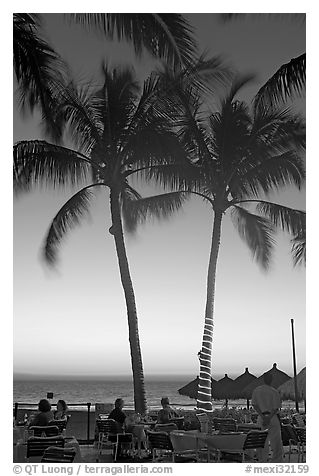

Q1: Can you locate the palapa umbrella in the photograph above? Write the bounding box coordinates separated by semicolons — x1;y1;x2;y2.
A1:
213;374;236;408
178;376;216;400
277;367;306;403
242;363;290;399
232;367;257;409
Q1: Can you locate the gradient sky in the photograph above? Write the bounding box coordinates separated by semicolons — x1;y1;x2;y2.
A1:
13;13;306;379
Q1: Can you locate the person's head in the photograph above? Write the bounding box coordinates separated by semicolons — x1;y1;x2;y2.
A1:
161;397;170;408
38;399;51;413
57;400;68;413
115;398;124;409
263;372;273;386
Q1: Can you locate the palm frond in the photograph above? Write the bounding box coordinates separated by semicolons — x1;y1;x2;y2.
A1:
219;13;305;24
124;191;190;229
254;53;306;108
120;185;143;233
55;80;103;155
230;150;305;199
43;186;95;265
222;73;256;106
251;105;305;152
255;201;305;237
14;140;95;194
66;13;197;67
231;205;275;269
13;13;68;141
291;231;306;266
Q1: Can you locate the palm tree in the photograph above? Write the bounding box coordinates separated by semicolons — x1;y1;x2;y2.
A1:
13;13;67;140
13;64;195;413
127;76;305;412
66;13;197;68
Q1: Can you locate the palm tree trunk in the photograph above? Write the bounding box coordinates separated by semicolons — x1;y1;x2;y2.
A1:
110;189;147;414
197;210;223;412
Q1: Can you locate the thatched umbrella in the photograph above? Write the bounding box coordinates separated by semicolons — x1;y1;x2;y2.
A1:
242;363;290;399
277;367;306;404
232;367;257;409
178;376;216;400
213;374;236;408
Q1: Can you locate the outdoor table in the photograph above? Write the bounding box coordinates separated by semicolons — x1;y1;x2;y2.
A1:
198;432;246;451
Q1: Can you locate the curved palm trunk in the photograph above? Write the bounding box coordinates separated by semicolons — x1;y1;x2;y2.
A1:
110;190;147;414
197;210;223;412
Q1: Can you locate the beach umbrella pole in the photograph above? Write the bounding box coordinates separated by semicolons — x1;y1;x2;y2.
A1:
290;318;299;412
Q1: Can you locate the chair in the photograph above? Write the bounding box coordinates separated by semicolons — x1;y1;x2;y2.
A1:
292;413;305;428
213;418;237;432
41;446;76;463
147;430;173;462
169;417;184;430
217;430;268;462
26;436;64;460
154;423;178;433
295;427;306;462
196;413;209;433
281;424;301;462
237;424;261;434
29;425;59;437
48;418;69;434
170;431;198;462
96;419;118;462
113;433;134;462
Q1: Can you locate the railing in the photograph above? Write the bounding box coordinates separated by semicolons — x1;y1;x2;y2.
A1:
14;402;92;443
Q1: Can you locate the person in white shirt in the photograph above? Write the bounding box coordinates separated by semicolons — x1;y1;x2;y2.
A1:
252;372;283;462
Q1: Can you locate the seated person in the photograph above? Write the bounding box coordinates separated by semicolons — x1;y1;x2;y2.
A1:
53;399;68;420
108;398;127;432
157;397;179;424
28;399;54;427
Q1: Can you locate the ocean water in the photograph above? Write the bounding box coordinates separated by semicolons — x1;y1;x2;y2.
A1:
13;377;201;410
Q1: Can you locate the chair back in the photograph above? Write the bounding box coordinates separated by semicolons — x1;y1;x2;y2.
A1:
27;436;64;458
170;431;197;452
237;424;261;434
292;413;305;427
41;446;76;463
169;417;184;430
48;419;68;433
243;431;268;450
147;430;173;451
96;418;118;435
281;424;298;446
295;427;306;445
213;418;236;432
154;423;177;433
29;425;59;437
196;413;209;432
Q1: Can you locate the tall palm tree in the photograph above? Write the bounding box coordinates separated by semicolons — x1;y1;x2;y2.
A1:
127;76;306;411
13;64;194;413
13;13;67;140
66;13;197;68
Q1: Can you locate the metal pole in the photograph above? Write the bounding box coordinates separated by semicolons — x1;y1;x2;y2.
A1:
290;318;299;412
87;403;91;443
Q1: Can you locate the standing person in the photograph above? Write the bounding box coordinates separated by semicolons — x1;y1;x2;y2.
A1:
108;398;127;431
252;372;283;462
157;397;179;424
